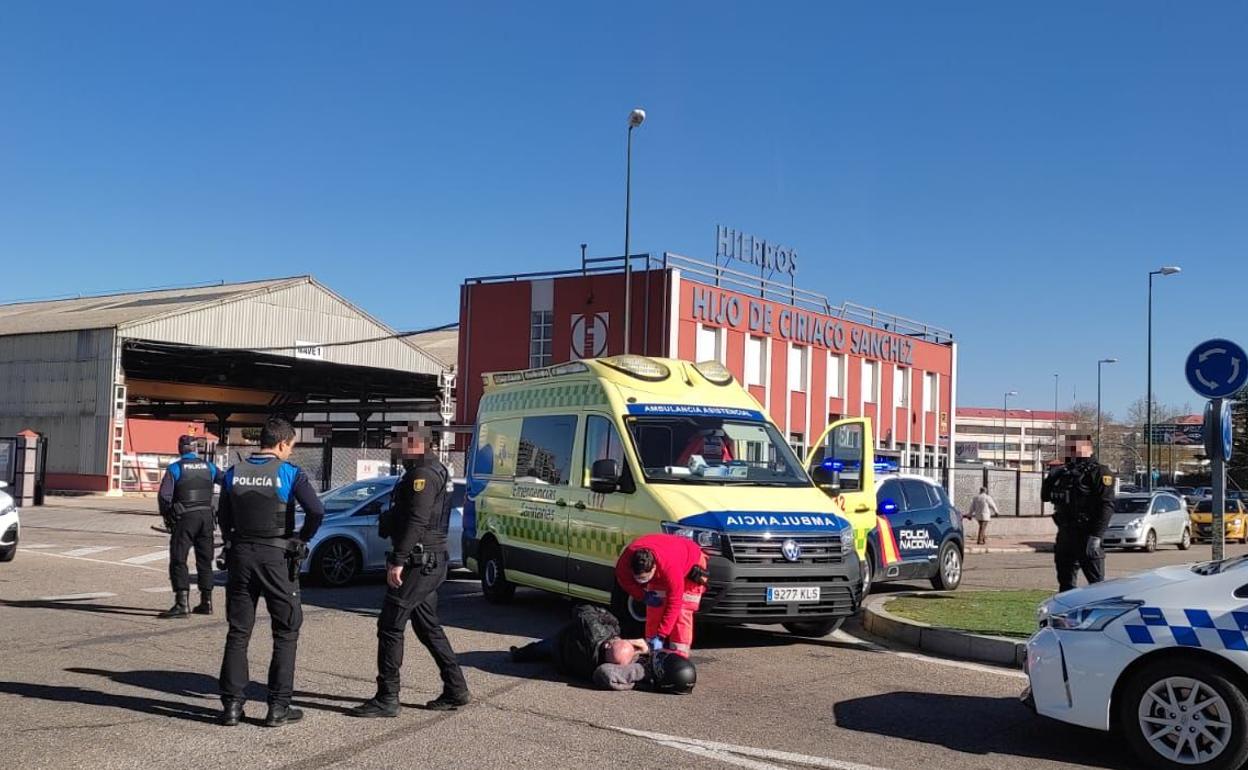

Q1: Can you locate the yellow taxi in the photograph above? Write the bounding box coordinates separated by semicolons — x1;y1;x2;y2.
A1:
1189;498;1248;544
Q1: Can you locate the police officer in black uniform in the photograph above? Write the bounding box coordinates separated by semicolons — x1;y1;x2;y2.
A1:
216;417;324;728
157;435;222;618
349;429;470;717
1041;434;1116;592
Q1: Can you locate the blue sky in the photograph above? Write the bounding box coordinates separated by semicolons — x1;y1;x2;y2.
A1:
2;2;1244;418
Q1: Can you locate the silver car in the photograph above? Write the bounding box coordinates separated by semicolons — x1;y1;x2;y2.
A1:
299;476;464;587
1101;492;1192;552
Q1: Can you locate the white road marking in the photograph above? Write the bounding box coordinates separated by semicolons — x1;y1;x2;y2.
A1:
610;726;893;770
122;550;169;564
37;592;117;602
141;586;173;593
831;628;1029;681
25;549;164;572
22;544;60;549
61;546;117;557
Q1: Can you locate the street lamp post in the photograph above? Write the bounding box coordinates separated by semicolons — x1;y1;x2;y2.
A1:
1145;265;1181;490
622;108;646;355
1097;358;1118;457
1052;373;1060;463
1002;390;1018;467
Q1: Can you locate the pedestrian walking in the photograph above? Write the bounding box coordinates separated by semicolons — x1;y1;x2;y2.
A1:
965;486;999;546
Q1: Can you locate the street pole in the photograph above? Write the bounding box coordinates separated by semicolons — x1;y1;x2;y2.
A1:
1053;373;1060;462
1002;390;1017;467
622;108;646;356
1213;398;1226;561
1146;265;1181;491
1097;358;1117;458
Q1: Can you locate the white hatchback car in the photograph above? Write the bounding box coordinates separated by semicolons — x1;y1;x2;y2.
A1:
1026;557;1248;770
0;481;19;562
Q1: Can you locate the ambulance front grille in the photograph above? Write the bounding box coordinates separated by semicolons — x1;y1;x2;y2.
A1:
703;581;856;618
726;533;843;565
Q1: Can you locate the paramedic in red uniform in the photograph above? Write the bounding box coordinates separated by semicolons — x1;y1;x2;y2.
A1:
615;533;710;657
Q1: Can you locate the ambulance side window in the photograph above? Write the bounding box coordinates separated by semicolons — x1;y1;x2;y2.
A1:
516;415;577;486
583;415;630;492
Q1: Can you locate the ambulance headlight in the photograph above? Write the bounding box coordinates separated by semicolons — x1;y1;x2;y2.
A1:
1047;598;1141;632
840;528;855;554
661;522;723;555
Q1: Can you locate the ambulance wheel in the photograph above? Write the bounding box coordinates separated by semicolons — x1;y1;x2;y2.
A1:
930;541;963;591
1144;530;1158;553
783;618;844;638
479;541;515;604
1179;528;1192;551
1119;657;1248;770
610;586;646;638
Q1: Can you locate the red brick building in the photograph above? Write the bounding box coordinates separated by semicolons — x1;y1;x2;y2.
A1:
456;253;956;471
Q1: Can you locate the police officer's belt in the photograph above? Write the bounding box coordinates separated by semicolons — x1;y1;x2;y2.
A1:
232;534;300;552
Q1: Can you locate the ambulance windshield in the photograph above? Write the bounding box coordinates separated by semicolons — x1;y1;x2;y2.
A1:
625;416;811;487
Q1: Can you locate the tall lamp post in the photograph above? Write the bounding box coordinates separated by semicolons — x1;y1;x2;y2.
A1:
1096;358;1118;457
1002;390;1018;467
622;107;646;355
1052;373;1060;463
1145;265;1181;490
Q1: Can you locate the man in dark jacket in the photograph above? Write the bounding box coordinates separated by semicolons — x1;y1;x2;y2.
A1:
157;434;222;618
1041;435;1116;592
510;604;645;681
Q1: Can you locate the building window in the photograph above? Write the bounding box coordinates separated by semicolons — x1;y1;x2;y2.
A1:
828;354;844;398
696;324;722;364
923;372;937;412
862;361;878;404
529;311;553;368
788;344;808;392
788;432;806;457
894;367;910;407
744;335;766;387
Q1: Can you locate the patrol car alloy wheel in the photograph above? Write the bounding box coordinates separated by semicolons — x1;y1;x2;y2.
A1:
312;539;360;587
1120;659;1248;770
860;549;873;597
930;542;963;591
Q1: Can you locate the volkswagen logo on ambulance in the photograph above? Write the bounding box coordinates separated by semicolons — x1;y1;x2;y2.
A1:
781;539;802;563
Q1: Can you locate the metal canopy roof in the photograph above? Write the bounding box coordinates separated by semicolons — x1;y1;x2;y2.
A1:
0;278;297;335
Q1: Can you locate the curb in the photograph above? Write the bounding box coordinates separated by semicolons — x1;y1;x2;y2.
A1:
965;543;1053;555
862;593;1027;669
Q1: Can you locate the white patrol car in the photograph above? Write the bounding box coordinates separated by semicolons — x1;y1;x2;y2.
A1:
1026;556;1248;770
0;481;18;562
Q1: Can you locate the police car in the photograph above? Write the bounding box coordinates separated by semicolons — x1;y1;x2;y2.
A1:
860;471;964;595
0;481;18;562
1026;556;1248;770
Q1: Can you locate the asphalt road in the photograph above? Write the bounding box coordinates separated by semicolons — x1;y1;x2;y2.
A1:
5;499;1239;770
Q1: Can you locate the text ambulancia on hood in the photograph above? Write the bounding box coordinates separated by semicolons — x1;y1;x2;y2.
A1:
726;514;839;528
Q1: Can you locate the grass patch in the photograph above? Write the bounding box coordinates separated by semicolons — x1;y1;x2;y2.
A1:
886;590;1054;639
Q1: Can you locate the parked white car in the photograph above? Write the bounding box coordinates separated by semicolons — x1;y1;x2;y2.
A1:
1102;492;1192;553
1026;556;1248;770
0;481;18;562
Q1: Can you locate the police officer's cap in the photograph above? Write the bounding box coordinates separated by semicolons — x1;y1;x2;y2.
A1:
177;435;198;454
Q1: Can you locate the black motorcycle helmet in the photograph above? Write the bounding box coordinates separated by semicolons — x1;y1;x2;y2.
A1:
650;652;696;694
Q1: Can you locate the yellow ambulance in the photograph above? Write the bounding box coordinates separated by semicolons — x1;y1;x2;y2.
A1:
462;355;876;637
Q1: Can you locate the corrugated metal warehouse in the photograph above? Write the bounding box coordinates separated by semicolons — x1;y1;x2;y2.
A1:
0;276;447;493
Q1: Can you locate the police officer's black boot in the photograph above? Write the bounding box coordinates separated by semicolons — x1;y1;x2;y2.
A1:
192;590;213;615
263;703;304;727
158;590;191;619
347;695;400;718
219;699;244;727
423;691;471;711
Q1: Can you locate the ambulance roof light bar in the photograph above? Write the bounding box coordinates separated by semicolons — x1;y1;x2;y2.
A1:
599;355;671;382
484;361;589;387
